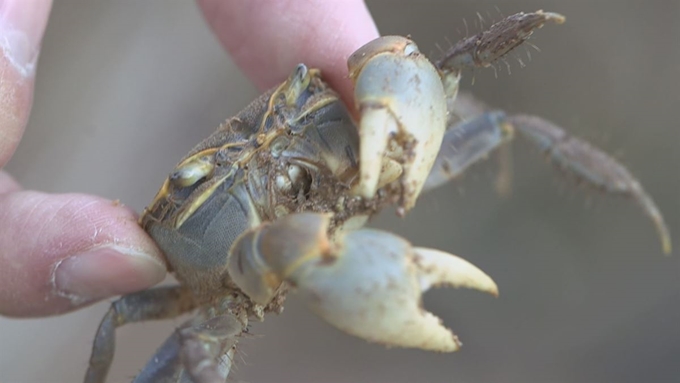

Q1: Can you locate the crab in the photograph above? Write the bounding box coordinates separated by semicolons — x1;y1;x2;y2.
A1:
83;10;671;383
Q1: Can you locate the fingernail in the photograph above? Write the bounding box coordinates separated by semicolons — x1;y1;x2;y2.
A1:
53;245;166;305
0;0;52;75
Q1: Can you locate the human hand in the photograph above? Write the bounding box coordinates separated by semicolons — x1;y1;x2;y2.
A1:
0;0;378;317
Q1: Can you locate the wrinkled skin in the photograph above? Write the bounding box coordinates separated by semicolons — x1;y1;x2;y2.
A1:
84;11;671;383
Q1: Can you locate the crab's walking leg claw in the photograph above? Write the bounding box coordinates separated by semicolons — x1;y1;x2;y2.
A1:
510;114;672;255
228;213;498;352
348;36;447;212
84;286;196;383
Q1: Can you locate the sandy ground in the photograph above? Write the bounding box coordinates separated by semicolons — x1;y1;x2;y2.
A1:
2;1;679;382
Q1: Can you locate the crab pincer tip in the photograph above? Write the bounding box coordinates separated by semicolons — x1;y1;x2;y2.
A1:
414;248;499;298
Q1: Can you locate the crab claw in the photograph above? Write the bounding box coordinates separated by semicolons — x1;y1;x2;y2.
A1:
348;36;447;212
228;213;497;352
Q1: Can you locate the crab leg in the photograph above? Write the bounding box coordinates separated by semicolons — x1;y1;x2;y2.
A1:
424;110;514;192
228;213;498;352
435;10;565;99
84;286;197;383
422;106;672;255
133;314;245;383
132;297;247;383
175;323;238;383
511;114;672;255
132;329;188;383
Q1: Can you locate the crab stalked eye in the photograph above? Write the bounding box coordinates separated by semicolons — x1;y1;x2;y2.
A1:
169;150;217;188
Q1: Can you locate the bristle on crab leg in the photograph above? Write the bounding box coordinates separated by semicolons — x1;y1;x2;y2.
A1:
228;213;498;352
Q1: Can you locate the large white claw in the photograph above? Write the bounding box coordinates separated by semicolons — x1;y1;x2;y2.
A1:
228;213;497;352
348;36;447;211
296;230;498;352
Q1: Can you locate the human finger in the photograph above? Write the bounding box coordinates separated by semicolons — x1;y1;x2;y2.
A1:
0;191;167;317
196;0;379;105
0;0;52;167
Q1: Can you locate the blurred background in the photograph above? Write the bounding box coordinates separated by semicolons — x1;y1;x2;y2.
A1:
1;1;679;382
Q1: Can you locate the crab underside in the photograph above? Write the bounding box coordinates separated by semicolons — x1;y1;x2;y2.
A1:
83;10;671;383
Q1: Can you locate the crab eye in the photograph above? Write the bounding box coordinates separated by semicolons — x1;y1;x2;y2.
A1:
169;153;216;188
284;63;312;106
294;63;307;81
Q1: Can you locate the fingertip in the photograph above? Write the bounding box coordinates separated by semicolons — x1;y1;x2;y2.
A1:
308;0;380;105
0;192;167;317
0;0;53;74
0;0;52;167
197;0;379;104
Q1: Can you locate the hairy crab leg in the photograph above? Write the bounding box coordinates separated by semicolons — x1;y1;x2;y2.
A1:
132;296;249;383
435;10;565;98
132;330;186;383
446;91;513;197
84;286;196;383
176;321;239;383
227;212;498;352
424;9;565;195
422;106;672;255
510;114;672;255
423;110;514;192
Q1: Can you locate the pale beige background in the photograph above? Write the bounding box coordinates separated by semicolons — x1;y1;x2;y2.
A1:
2;1;679;383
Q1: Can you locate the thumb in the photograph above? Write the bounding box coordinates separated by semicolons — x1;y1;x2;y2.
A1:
0;192;167;317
